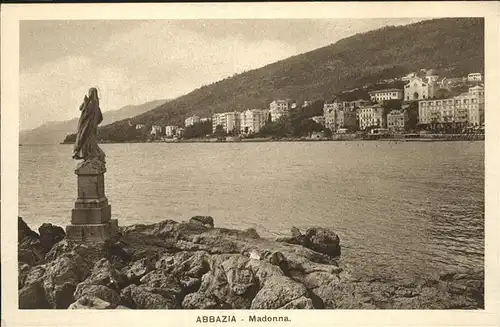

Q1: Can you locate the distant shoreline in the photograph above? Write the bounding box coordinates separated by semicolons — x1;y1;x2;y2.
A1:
20;134;486;146
51;135;485;145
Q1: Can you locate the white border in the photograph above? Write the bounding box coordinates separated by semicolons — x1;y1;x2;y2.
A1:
2;2;500;327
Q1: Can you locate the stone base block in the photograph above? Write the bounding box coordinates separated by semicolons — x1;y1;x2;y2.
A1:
66;219;118;243
71;204;111;224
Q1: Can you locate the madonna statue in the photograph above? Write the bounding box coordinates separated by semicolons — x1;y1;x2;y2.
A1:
73;87;105;161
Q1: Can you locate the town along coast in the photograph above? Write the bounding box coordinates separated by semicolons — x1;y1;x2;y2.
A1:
60;133;484;145
18;216;483;310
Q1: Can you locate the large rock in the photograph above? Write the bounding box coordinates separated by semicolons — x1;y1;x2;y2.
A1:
18;217;39;242
251;275;309;309
277;227;341;258
19;281;51;309
74;284;121;308
139;270;183;301
125;258;154;283
21;251;90;308
189;216;214;228
68;295;113;309
120;284;178;309
38;223;65;253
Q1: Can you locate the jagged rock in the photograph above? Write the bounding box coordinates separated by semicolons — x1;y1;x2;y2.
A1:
76;258;126;298
125;258;154;283
18;218;484;310
120;284;177;309
21;251;90;308
189;216;214;228
182;292;229;309
19;281;50;309
18;217;39;242
74;284;121;308
279;296;315;309
243;228;260;239
38;223;65;253
251;275;308;309
18;243;45;266
156;251;210;279
303;228;341;257
192;254;259;309
19;263;31;289
45;239;74;262
139;270;183;299
277;227;341;258
68;295;113;309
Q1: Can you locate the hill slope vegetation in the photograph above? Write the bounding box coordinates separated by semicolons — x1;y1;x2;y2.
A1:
92;18;483;142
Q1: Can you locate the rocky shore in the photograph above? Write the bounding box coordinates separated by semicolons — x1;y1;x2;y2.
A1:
18;216;483;309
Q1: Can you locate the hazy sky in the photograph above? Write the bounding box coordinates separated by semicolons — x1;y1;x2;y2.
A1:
20;18;424;131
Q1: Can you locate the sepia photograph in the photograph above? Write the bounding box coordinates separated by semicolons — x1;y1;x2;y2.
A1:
2;2;500;327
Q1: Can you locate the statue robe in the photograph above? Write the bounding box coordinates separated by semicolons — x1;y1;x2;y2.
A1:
74;95;104;160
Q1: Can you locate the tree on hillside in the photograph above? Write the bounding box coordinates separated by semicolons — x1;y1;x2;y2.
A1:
213;124;226;138
405;101;419;131
382;99;402;117
183;120;212;139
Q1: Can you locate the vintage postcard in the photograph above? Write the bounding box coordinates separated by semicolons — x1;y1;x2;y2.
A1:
1;2;499;327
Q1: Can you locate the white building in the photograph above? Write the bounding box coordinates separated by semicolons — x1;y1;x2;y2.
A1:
404;76;437;101
150;125;163;136
165;125;178;137
185;115;200;127
269;100;291;122
418;85;485;126
135;124;146;130
368;88;403;102
212;111;241;133
357;104;385;130
467;73;482;82
200;117;210;122
240;109;269;134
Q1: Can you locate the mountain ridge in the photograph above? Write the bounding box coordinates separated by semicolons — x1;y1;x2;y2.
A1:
78;18;483;142
20;99;169;144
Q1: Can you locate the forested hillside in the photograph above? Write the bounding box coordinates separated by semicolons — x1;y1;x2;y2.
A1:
90;18;483;142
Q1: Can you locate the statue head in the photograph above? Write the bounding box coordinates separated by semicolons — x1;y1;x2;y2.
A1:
88;87;99;100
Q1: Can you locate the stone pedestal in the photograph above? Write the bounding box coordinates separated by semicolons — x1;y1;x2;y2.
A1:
66;158;118;242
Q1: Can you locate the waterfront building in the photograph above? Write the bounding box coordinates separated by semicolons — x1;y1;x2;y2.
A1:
212;111;241;133
323;100;357;132
357;104;385;130
185;115;200;127
368;88;403;102
150;125;163;136
418;85;484;126
165;125;178;137
404;76;437;101
467;73;482;82
387;109;408;132
344;99;372;112
135;124;146;130
336;110;357;131
269;99;291;122
240;109;269;134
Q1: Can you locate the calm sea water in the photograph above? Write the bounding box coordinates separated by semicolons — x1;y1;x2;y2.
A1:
19;142;484;281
